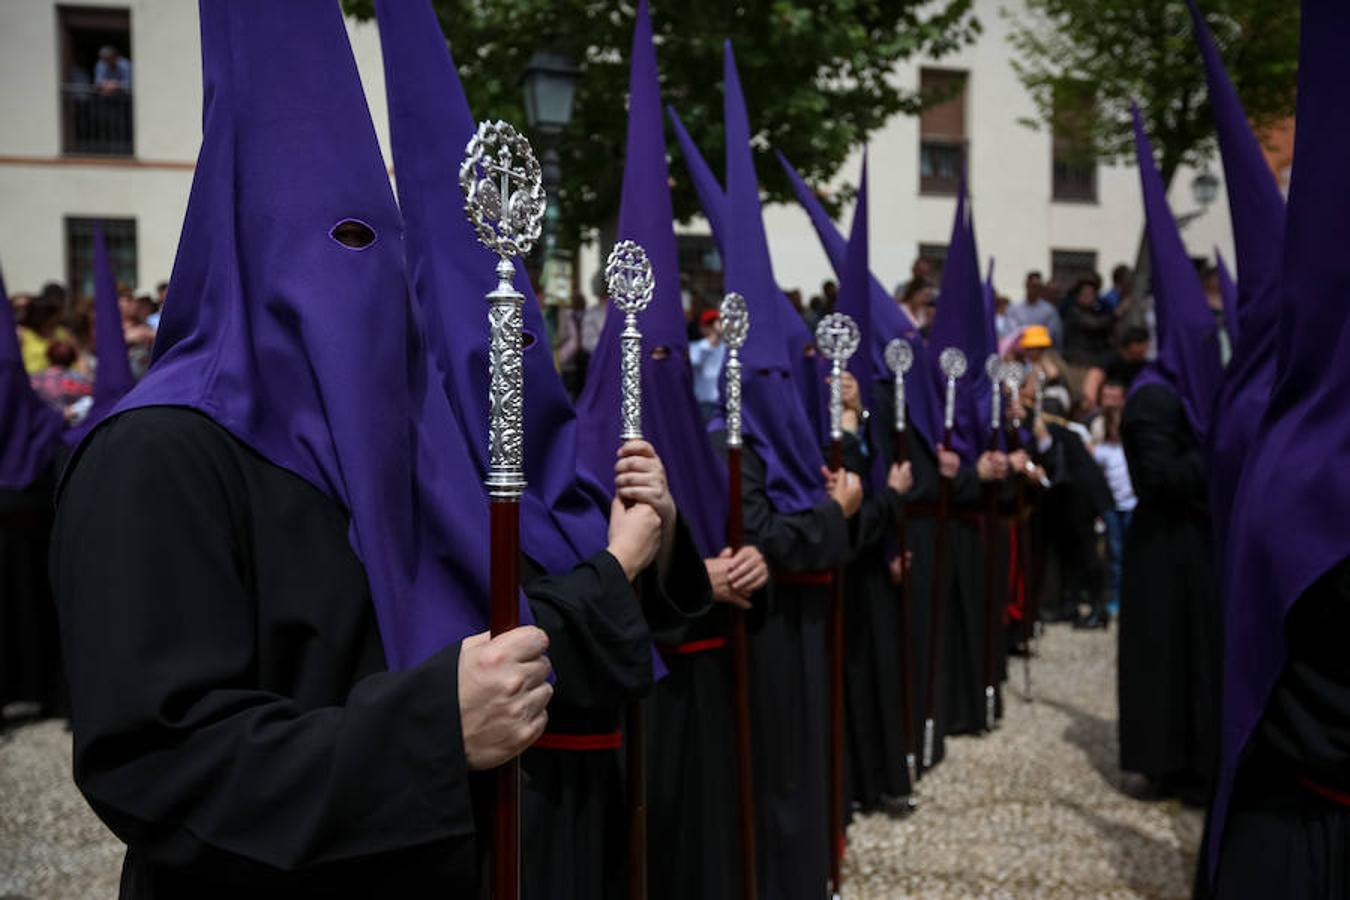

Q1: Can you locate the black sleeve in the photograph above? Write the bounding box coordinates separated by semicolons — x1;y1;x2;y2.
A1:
1122;386;1207;509
1065;432;1115;516
950;461;985;505
638;514;714;635
51;414;474;875
740;442;850;572
524;550;655;710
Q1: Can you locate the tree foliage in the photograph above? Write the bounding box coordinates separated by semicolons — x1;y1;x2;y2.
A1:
1006;0;1298;184
344;0;979;246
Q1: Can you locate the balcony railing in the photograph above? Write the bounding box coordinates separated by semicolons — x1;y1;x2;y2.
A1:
62;83;134;157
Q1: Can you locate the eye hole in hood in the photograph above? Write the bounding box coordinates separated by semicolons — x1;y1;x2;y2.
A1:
330;219;377;250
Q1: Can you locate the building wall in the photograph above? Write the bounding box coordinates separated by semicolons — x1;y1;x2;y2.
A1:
0;0;1235;303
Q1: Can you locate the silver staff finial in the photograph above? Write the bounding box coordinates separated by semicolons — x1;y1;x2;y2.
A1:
720;293;749;449
985;354;1003;435
939;347;968;435
461;121;546;500
885;338;914;434
816;313;861;443
606;241;655;442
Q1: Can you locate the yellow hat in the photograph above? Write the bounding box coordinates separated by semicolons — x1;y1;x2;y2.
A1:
1020;324;1053;349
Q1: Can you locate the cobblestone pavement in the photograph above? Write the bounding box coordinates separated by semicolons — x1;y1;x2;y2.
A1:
1;624;1199;898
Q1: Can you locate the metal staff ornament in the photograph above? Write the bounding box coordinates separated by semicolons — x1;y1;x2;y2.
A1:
939;347;968;440
720;293;749;449
815;313;861;443
461;119;546;900
885;338;914;435
461;120;546;501
985;354;1003;435
606;240;656;441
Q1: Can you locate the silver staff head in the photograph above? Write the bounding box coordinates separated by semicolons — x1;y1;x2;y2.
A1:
460;121;545;500
885;338;914;433
939;347;967;434
1002;360;1026;392
719;293;749;350
884;338;914;376
939;347;968;381
606;240;655;316
984;353;1002;383
985;354;1003;432
816;313;860;443
606;241;655;442
720;292;749;448
460;120;545;264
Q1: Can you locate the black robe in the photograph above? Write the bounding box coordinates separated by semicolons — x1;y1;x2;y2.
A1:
1213;558;1350;898
52;408;481;898
646;598;741;900
728;436;850;900
52;406;707;900
520;521;709;900
1119;384;1219;787
1;458;64;715
838;408;911;810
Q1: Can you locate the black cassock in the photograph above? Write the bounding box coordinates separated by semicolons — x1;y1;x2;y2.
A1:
1;458;64;715
838;412;911;810
646;598;741;900
53;409;481;898
520;520;708;900
1119;384;1219;789
53;407;707;900
1213;559;1350;898
727;436;850;900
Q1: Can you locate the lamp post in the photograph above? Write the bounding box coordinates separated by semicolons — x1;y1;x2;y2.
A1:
522;48;581;316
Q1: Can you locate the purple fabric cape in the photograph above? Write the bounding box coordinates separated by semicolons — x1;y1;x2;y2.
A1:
74;0;501;671
1210;0;1350;876
64;222;135;446
668;44;827;513
1188;0;1287;587
375;0;610;577
926;180;992;464
573;0;728;558
776;149;942;454
1128;106;1223;441
0;268;64;489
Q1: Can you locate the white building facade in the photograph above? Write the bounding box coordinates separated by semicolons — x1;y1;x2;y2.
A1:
0;0;1232;304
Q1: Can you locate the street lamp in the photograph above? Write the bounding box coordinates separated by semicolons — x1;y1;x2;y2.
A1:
523;49;581;312
1191;168;1220;209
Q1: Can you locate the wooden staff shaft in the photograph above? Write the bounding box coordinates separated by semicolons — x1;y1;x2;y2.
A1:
827;439;845;896
922;428;955;769
891;428;918;789
490;500;521;900
981;429;1001;733
726;447;758;900
627;698;646;900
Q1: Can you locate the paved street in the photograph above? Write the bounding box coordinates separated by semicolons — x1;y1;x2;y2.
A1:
1;624;1200;899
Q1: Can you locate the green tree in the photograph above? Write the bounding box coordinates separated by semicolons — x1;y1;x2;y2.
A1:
344;0;979;246
1006;0;1298;188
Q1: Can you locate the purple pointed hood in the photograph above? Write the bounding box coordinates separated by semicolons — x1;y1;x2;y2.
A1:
64;222;135;446
1210;0;1350;876
1128;107;1223;440
833;156;888;489
1190;0;1287;573
0;268;64;489
574;0;728;557
670;44;826;512
376;0;610;576
73;0;500;671
926;181;992;463
777;150;942;453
